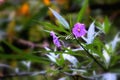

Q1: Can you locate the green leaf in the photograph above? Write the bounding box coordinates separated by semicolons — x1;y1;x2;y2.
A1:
85;38;104;59
59;53;65;66
39;22;69;34
49;8;70;29
24;7;48;30
104;17;111;34
1;41;49;64
77;0;88;22
20;7;48;39
0;54;48;64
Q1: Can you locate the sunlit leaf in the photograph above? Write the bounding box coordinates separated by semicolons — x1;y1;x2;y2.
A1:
63;53;78;67
103;44;111;67
49;8;70;29
45;47;59;63
82;21;100;44
111;32;120;51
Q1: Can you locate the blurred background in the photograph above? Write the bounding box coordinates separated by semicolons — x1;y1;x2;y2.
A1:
0;0;120;80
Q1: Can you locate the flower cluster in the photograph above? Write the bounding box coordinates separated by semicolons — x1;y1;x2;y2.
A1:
50;23;87;47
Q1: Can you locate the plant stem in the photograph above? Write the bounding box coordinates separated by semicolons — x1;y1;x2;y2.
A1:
75;38;107;72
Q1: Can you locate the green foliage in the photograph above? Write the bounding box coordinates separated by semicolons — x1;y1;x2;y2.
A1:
39;21;69;34
85;38;105;60
56;53;65;67
104;17;111;34
77;0;88;22
23;7;48;30
0;41;49;64
49;8;70;29
0;0;120;79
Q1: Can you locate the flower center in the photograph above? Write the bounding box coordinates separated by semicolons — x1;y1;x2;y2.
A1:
77;28;80;32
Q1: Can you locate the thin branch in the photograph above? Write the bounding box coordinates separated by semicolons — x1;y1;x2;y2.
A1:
75;38;108;72
64;72;94;80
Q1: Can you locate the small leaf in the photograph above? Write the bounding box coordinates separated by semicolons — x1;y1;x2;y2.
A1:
59;53;65;66
63;54;78;67
104;17;111;34
111;32;120;51
103;44;111;66
87;21;95;40
77;0;88;22
49;8;70;29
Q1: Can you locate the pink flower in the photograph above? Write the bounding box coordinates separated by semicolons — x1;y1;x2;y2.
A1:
50;31;61;48
72;23;87;38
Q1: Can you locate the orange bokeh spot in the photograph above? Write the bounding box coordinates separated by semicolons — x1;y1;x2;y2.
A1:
18;3;29;16
43;0;51;6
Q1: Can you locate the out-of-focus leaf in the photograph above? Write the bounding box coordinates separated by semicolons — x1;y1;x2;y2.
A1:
1;41;49;64
40;22;69;34
104;17;111;34
110;55;120;68
102;73;117;80
0;54;48;64
29;26;41;41
68;14;73;29
24;7;48;28
21;7;48;38
103;44;111;67
58;53;65;66
45;47;59;64
77;0;88;22
49;8;70;29
6;20;16;42
63;53;78;67
0;46;4;52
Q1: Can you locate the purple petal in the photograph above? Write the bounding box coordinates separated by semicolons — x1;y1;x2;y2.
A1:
50;31;61;48
72;23;87;38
